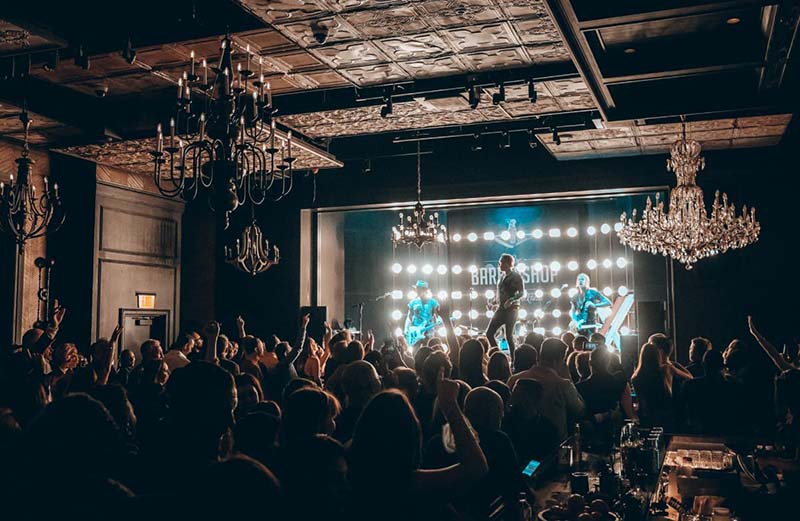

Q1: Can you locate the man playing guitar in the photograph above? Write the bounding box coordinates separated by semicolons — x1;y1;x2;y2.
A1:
569;273;612;336
404;280;442;347
486;253;525;359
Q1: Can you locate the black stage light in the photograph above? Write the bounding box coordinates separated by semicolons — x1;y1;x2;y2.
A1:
43;50;59;72
75;45;90;70
470;133;483;151
552;127;561;146
492;83;505;105
499;130;510;149
527;130;538;149
380;96;393;118
122;37;136;65
528;79;537;103
468;85;480;109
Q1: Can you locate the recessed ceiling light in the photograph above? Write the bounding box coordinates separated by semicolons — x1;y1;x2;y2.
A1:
623;47;636;54
726;17;741;25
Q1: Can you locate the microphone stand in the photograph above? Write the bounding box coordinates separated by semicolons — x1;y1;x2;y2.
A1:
354;292;391;339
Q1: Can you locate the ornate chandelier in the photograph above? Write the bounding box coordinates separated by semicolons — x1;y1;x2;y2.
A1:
224;213;280;276
391;142;446;248
618;120;760;269
0;112;64;252
151;36;295;229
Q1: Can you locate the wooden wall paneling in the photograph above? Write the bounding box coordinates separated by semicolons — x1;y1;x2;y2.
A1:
92;182;183;344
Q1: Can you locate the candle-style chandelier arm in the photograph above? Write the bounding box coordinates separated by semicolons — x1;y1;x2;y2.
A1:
149;35;295;221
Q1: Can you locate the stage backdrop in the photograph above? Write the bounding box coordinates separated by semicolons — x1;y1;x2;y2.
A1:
319;192;670;344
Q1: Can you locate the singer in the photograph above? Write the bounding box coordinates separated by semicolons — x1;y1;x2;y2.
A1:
485;253;525;358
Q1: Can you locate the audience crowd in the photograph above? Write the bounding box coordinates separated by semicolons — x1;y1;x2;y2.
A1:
1;306;799;520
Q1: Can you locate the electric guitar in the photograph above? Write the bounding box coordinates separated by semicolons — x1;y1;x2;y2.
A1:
570;300;612;332
405;318;444;346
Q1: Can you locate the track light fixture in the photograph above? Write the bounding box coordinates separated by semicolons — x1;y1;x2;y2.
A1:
527;130;538;149
552;127;561;146
43;50;59;72
380;95;393;118
470;132;483;152
492;83;505;105
528;79;537;103
74;45;90;70
467;84;480;109
499;130;510;149
122;36;136;65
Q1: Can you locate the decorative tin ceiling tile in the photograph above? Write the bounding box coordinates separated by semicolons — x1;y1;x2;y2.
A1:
342;5;430;38
302;70;351;88
311;41;388;68
526;42;571;64
513;18;561;45
0;19;60;56
338;62;409;85
476;105;511;120
689;129;735;141
416;96;471;111
637;134;677;147
398;55;466;77
737;114;793;127
545;140;593;152
498;0;550;20
733;136;782;148
700;139;733;150
501;98;561;116
56;131;341;174
733;125;787;138
635;122;683;136
327;0;408;12
419;0;505;28
444;22;518;52
376;33;450;60
543;78;588;97
687;118;734;132
237;0;329;24
278;16;360;48
590;137;638;149
234;29;294;53
269;51;326;72
461;47;529;71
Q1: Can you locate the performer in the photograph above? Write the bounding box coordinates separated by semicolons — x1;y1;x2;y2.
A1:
486;253;525;358
569;273;612;336
404;280;441;347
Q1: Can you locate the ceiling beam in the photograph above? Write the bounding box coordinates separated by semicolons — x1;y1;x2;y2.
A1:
603;60;766;85
576;0;777;30
0;75;108;139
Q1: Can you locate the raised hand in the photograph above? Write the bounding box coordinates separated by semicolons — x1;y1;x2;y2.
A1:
302;313;311;329
203;320;221;338
436;368;460;412
365;329;375;351
52;300;67;328
110;323;123;345
236;315;246;336
747;315;757;335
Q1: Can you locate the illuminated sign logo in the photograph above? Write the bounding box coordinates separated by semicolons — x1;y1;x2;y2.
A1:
493;219;530;249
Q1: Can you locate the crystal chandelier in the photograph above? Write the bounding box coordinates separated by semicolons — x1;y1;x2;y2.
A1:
224;211;280;276
0;112;64;252
391;142;446;248
618;119;760;269
151;36;295;229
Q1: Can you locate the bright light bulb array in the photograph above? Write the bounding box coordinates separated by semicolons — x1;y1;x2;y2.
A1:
390;259;629;275
447;223;632;242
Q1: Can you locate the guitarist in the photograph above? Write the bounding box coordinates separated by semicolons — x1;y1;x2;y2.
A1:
486;253;525;359
569;273;611;336
404;280;441;347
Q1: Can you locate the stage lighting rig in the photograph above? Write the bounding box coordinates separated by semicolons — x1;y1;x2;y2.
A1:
467;84;480;109
528;79;538;103
122;36;136;64
552;127;561;146
492;83;505;105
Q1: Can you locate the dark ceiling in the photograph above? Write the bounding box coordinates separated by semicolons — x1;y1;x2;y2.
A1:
0;0;798;174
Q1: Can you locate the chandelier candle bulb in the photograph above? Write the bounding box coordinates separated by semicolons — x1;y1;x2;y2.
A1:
202;59;207;84
190;50;195;77
177;78;183;99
